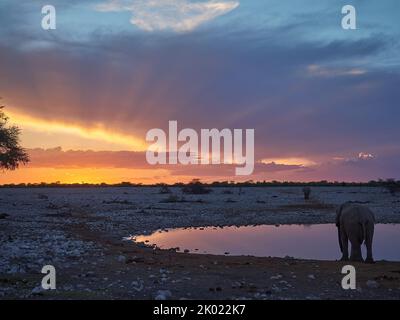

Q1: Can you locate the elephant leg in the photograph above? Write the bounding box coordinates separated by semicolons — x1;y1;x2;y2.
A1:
349;235;363;262
340;228;349;261
365;223;374;263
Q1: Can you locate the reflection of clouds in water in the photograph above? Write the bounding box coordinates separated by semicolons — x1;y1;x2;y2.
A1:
133;224;400;261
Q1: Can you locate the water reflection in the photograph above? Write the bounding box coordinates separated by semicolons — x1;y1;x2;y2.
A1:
132;224;400;261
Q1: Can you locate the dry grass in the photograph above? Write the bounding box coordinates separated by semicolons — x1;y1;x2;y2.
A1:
279;201;335;211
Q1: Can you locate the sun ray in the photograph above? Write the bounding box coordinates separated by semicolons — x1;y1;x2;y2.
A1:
6;109;148;151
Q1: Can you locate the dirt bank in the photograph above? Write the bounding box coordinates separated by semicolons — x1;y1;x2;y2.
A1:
1;187;399;299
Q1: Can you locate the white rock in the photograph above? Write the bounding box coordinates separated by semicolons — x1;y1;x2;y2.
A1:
271;285;281;293
308;274;316;280
8;265;21;274
117;255;126;263
155;289;172;300
366;280;379;288
132;280;144;292
31;286;44;295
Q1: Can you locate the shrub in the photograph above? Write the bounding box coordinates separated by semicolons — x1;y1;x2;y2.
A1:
222;189;233;194
302;186;311;200
182;179;211;195
159;185;172;194
384;179;400;196
160;194;187;203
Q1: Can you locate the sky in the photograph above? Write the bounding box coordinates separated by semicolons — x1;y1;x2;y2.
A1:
1;0;400;184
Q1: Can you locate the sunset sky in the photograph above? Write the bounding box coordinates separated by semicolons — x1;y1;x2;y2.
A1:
1;0;400;184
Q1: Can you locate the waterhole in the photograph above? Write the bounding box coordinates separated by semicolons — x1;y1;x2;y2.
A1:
129;224;400;261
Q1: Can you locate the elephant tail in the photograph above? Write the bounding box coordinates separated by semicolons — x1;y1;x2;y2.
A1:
361;222;368;245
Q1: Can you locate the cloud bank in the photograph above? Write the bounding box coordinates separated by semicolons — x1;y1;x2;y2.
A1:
17;147;399;183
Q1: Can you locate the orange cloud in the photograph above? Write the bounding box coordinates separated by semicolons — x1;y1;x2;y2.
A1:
7;109;148;151
261;157;317;167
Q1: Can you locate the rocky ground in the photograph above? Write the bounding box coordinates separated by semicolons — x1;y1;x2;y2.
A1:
1;186;400;299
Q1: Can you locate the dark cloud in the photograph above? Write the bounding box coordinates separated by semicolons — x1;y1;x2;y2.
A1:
1;1;400;181
25;147;304;179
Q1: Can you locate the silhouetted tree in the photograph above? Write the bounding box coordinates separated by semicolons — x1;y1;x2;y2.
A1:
0;104;29;170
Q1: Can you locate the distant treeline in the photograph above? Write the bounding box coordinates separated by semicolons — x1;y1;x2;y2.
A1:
1;178;399;189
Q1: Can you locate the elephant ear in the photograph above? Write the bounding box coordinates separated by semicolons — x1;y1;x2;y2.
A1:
335;204;343;227
337;225;343;253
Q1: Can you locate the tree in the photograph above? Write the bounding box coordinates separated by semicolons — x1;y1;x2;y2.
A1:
0;103;29;170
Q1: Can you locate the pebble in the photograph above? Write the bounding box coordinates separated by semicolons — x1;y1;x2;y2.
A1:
154;289;172;300
271;285;281;293
131;280;143;291
117;255;126;263
31;286;44;295
366;280;379;288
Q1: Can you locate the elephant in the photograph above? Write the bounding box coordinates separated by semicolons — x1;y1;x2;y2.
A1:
335;202;375;263
302;186;311;200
